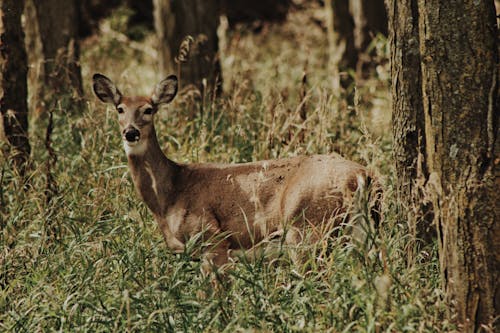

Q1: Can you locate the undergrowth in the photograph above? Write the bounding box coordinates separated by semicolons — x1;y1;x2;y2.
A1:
0;4;451;332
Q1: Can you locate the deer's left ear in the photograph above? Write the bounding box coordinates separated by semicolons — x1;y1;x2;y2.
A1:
92;73;122;105
151;75;178;105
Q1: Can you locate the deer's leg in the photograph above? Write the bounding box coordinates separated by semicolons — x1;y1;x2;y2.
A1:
156;216;185;253
200;221;231;275
283;226;304;265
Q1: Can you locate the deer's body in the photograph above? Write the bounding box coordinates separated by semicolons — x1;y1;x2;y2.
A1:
93;73;378;267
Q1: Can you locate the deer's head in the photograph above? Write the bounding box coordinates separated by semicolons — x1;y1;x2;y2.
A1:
92;73;178;156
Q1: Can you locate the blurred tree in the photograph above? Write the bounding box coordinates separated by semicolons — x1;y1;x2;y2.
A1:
325;0;358;70
221;0;291;28
0;0;30;174
350;0;387;74
326;0;387;85
351;0;387;51
78;0;153;40
78;0;122;38
127;0;154;28
153;0;221;96
30;0;83;113
388;0;499;330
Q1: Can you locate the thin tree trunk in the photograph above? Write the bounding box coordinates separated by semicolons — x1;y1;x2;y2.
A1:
351;0;387;77
417;1;499;329
330;0;357;71
0;0;30;174
386;0;432;243
154;0;221;97
32;0;83;113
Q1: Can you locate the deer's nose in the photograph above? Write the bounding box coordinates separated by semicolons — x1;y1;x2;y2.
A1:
124;127;140;142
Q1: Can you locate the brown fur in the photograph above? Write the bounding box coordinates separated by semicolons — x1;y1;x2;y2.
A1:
92;73;380;268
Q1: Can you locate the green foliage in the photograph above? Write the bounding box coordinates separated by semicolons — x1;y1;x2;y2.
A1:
0;6;452;333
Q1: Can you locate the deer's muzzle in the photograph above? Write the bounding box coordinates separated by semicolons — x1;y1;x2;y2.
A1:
124;127;140;142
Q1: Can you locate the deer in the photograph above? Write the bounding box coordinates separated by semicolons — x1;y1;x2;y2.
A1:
92;73;381;272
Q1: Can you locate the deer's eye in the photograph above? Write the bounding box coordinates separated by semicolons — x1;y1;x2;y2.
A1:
144;107;153;115
117;107;124;114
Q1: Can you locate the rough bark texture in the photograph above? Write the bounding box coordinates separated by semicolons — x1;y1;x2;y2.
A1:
386;0;432;240
32;0;83;113
0;0;30;173
417;1;499;329
389;0;499;330
154;0;221;96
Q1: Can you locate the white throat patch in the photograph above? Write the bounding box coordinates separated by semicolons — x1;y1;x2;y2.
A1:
124;139;148;156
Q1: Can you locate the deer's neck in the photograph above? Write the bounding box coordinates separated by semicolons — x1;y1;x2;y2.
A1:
126;131;179;215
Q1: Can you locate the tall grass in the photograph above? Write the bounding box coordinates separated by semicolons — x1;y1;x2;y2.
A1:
0;5;452;332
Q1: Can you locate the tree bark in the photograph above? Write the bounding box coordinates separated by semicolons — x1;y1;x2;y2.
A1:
0;0;30;174
153;0;221;96
389;0;499;330
386;0;432;241
418;1;499;329
32;0;83;113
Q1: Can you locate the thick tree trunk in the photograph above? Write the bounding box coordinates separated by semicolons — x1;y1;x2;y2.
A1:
154;0;221;96
418;1;499;329
32;0;83;113
0;0;30;173
389;0;499;330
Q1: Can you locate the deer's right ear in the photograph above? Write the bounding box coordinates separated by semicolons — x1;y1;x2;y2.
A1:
92;73;122;105
151;75;178;105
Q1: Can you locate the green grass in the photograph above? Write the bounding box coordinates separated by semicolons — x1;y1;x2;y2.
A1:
1;5;453;332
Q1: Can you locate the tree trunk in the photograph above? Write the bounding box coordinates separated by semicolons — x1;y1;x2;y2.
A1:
328;0;387;83
0;0;30;174
389;0;499;330
418;1;499;329
153;0;221;97
78;0;121;39
32;0;83;113
350;0;387;76
329;0;357;72
386;0;433;242
221;0;291;27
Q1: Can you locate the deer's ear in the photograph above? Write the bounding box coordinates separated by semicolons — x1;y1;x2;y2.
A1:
151;75;178;105
92;73;122;105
